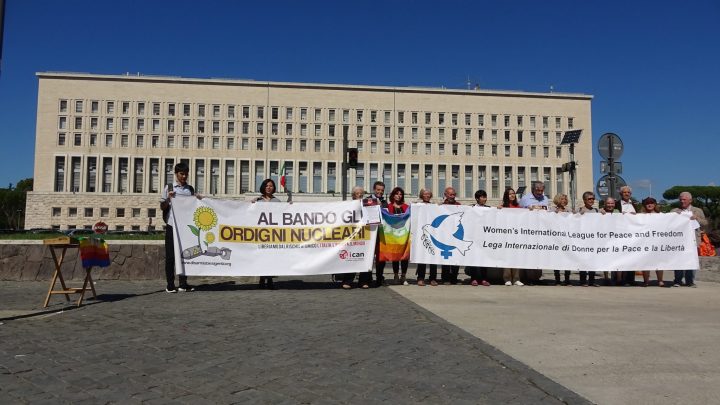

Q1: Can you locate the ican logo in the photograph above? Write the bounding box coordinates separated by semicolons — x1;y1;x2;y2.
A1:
421;212;473;259
338;250;365;261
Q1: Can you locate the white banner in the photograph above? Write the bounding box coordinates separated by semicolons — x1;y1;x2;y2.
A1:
410;204;700;271
169;197;376;276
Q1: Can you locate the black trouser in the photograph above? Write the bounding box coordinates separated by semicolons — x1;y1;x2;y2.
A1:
342;272;372;285
441;265;459;283
622;271;636;285
392;261;409;276
375;260;386;284
416;264;437;281
579;271;596;284
466;266;488;282
165;225;188;289
554;270;571;283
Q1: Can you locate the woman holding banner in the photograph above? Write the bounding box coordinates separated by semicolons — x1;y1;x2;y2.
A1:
550;193;572;286
499;188;524;286
255;179;281;289
415;189;438;286
380;187;411;285
640;197;666;287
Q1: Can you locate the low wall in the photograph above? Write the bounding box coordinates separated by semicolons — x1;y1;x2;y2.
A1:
0;242;165;281
1;241;719;282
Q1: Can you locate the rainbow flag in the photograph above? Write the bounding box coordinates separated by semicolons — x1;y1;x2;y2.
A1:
378;208;411;262
79;237;111;268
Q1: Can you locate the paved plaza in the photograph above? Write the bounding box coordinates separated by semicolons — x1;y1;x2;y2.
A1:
2;271;719;404
1;276;586;404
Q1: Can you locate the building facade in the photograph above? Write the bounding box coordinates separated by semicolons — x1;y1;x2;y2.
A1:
27;72;593;230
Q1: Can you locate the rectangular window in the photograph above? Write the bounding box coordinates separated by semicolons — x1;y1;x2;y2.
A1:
107;101;115;114
240;160;250;193
225;160;236;194
102;157;112;192
54;156;65;192
74;133;82;146
70;157;81;192
195;159;205;194
133;158;144;193
153;103;160;116
209;160;220;195
118;158;128;193
137;102;145;115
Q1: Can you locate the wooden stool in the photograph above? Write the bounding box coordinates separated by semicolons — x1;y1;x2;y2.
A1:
43;237;98;308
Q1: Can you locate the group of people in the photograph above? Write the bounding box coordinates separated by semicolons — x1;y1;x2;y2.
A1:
161;161;708;292
341;181;708;290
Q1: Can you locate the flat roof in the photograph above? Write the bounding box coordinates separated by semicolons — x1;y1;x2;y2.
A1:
36;71;593;100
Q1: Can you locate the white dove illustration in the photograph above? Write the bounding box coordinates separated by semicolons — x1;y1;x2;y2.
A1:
422;212;473;257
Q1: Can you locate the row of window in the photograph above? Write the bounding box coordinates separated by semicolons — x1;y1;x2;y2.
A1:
50;224;154;231
52;206;157;219
58;99;575;129
58;117;576;143
58;132;567;158
53;156;568;200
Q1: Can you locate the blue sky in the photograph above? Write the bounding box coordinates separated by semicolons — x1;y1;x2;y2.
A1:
1;0;718;200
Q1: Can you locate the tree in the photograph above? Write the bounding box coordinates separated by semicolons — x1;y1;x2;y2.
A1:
663;186;720;230
0;178;33;229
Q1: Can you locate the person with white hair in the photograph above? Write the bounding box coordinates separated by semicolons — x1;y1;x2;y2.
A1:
672;191;708;287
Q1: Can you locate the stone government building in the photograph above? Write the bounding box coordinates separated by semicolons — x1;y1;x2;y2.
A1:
26;72;593;231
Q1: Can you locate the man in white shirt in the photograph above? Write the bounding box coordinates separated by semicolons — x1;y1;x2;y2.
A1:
519;181;549;210
672;191;708;287
619;186;636;214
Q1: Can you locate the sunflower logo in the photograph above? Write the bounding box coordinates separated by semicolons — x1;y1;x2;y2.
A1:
189;206;218;247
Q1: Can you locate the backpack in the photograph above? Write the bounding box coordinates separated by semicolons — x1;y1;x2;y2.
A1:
699;233;716;257
162;183;195;224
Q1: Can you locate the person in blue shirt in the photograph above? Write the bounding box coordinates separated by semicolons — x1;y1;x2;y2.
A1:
519;181;549;210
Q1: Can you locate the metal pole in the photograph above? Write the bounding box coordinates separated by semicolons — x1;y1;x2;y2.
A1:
341;125;348;201
569;143;576;212
608;136;616;200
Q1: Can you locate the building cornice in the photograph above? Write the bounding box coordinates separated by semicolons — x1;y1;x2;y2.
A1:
36;72;593;101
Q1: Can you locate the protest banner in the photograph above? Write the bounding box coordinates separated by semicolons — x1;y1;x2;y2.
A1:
410;204;699;271
169;197;376;276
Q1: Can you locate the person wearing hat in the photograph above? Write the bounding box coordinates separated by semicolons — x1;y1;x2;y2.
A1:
640;197;666;287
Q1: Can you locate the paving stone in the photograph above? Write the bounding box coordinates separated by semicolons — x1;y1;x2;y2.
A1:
0;279;588;404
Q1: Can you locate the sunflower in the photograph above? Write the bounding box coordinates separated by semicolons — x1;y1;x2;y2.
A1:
205;232;215;244
193;207;218;231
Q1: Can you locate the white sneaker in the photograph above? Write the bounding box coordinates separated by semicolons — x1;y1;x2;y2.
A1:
402;280;409;286
514;281;524;286
165;288;177;293
504;281;512;286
